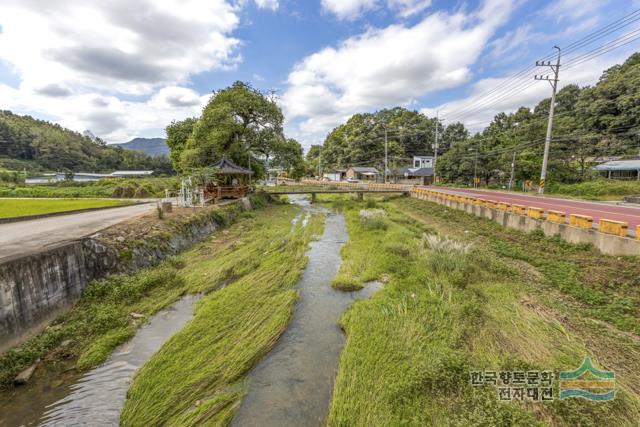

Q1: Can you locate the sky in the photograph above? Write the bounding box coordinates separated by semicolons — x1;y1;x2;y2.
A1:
0;0;639;150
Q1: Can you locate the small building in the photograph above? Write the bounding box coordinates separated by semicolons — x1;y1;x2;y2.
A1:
323;169;347;181
390;166;434;185
110;170;154;178
594;159;640;180
203;158;252;201
412;156;434;169
25;170;154;184
346;167;379;181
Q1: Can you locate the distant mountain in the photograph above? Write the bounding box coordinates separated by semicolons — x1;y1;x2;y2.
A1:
114;137;169;157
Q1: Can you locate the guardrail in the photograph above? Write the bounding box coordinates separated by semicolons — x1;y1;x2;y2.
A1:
288;182;639;249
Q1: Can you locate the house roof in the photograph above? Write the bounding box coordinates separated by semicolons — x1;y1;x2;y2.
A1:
212;158;252;175
391;166;434;177
349;167;379;174
594;160;640;171
406;167;434;177
111;170;154;176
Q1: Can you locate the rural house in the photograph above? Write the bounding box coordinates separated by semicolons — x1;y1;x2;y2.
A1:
346;167;379;181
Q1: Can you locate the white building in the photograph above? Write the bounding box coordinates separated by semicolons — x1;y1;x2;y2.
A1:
413;156;434;168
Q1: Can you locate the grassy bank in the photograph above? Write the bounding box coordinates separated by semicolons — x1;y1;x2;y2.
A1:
0;197;267;389
547;179;640;200
0;177;179;199
322;195;640;426
0;198;131;219
120;203;322;425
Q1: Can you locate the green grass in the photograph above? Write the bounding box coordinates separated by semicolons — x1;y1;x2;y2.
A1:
0;198;131;219
0;199;268;390
0;177;180;199
547;179;640;200
318;195;640;426
120;204;323;426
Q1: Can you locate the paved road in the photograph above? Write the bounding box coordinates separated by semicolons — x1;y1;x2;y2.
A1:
0;203;154;261
429;186;640;231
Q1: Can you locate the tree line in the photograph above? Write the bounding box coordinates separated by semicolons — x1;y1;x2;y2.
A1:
0;110;173;174
310;52;640;186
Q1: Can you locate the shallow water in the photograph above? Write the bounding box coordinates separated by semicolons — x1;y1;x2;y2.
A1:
232;195;381;427
0;294;200;427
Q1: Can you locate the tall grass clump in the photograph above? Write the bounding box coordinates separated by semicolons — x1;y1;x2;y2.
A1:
120;205;323;426
325;197;640;427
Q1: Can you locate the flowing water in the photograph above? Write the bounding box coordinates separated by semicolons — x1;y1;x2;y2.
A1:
0;294;200;427
2;195;379;427
232;195;381;427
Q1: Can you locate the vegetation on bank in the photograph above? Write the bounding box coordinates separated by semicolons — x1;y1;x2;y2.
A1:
0;196;267;390
0;198;131;219
546;179;640;200
321;195;640;426
0;177;180;199
120;202;322;426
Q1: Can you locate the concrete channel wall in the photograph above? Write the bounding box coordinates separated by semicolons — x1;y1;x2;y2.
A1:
411;189;640;256
298;180;640;256
0;198;254;354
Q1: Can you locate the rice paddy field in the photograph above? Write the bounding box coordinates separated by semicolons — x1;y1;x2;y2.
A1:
0;198;132;219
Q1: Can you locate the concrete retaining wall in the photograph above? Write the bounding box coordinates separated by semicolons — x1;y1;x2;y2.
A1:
0;197;254;353
412;191;640;256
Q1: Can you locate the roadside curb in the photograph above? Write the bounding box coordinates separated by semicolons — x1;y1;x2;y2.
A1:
0;202;150;225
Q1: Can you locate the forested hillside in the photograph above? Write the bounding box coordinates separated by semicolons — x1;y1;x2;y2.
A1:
313;52;640;185
0;111;173;174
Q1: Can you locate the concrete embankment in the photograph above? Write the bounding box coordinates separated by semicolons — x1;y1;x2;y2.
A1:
0;197;257;354
412;190;640;256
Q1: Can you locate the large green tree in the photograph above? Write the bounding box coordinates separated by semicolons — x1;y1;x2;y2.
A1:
180;82;284;177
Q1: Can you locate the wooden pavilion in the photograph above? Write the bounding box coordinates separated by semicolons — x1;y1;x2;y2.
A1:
204;158;252;202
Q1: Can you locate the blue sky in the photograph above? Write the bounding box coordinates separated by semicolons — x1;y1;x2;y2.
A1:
0;0;638;149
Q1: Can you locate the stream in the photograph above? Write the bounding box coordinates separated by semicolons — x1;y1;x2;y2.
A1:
232;195;380;427
0;294;201;427
1;195;379;427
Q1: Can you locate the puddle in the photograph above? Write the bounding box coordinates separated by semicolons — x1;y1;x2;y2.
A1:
232;195;381;427
0;294;200;427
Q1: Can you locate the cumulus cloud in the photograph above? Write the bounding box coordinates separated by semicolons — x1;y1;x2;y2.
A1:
253;0;279;11
35;84;73;98
0;0;242;141
422;52;634;133
284;0;513;146
321;0;432;20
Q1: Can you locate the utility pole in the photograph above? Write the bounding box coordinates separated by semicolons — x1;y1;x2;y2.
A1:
474;148;479;188
318;147;322;179
384;126;388;183
433;111;440;184
508;150;516;191
535;46;561;194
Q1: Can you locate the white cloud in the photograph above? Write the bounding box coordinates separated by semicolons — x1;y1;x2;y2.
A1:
285;0;514;146
0;0;242;141
423;52;634;133
253;0;279;11
542;0;601;22
321;0;432;20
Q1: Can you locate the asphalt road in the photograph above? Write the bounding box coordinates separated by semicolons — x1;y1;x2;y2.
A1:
430;186;640;231
0;203;154;261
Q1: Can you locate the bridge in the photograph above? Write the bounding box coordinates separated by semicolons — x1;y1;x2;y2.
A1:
266;188;410;202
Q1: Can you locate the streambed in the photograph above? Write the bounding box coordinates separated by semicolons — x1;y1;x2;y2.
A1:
0;294;200;426
232;195;380;427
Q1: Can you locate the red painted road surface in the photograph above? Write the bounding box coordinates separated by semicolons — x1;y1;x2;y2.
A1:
426;186;640;232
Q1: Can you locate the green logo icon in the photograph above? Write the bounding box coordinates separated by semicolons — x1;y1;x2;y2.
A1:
559;358;615;401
